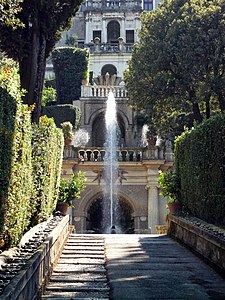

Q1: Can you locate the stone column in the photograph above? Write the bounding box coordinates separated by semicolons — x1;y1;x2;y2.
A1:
102;18;106;43
121;18;125;41
147;185;159;233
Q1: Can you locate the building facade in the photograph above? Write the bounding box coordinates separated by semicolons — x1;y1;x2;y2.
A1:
57;0;172;234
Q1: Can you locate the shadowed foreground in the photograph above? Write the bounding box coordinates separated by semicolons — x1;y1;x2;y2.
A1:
42;234;225;299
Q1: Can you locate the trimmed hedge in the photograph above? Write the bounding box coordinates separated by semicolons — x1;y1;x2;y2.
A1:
0;58;64;248
0;89;34;247
31;116;64;226
175;114;225;226
42;104;81;128
52;47;89;104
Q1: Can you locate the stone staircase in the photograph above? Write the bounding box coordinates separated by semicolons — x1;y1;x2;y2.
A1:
42;234;109;300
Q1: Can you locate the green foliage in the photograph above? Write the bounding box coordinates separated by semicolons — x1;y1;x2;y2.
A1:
58;172;86;207
61;121;73;140
158;170;179;203
42;104;81;129
3;102;34;246
42;86;56;107
0;0;83;122
174;114;225;226
0;60;64;247
31;116;64;226
125;0;225;136
0;0;23;28
52;47;90;103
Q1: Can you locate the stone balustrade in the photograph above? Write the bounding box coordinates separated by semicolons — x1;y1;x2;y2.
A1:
63;145;174;162
85;42;134;53
84;0;142;11
81;85;128;98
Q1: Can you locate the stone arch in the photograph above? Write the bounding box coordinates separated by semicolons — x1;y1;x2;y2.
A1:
90;109;129;147
85;192;135;233
107;20;120;43
101;64;117;76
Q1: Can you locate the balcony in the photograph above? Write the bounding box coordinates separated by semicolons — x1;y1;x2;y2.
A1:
83;0;142;11
81;85;128;98
85;43;133;54
63;145;174;162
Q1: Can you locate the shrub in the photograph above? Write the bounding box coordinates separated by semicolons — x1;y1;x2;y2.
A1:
42;86;56;107
174;114;225;226
0;59;64;248
58;171;86;207
31;116;64;226
42;104;81;129
52;47;89;103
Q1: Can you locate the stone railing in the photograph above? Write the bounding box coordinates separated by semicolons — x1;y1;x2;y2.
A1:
81;85;128;98
84;43;133;54
167;215;225;273
0;216;70;300
84;0;142;11
63;145;174;162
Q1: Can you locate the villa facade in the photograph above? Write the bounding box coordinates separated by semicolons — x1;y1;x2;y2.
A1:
56;0;172;234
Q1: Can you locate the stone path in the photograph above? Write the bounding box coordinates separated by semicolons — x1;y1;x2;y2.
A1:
42;234;109;299
42;234;225;300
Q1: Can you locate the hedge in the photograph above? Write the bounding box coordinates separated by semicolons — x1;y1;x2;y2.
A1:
52;47;89;104
0;59;64;248
30;116;64;226
0;89;34;247
175;114;225;226
42;104;81;128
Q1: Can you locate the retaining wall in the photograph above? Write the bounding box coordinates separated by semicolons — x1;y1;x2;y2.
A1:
167;215;225;274
0;215;70;300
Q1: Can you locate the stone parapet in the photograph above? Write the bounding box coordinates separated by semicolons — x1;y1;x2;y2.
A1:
167;215;225;274
0;215;70;300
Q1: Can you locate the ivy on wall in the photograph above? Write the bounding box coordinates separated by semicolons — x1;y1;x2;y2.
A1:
52;47;89;104
42;104;81;129
175;114;225;226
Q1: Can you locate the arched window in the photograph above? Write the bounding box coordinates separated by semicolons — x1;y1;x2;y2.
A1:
101;64;117;75
107;20;120;44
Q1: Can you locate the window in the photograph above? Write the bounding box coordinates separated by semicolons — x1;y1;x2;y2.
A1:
143;0;153;10
107;20;120;44
93;30;101;42
126;30;134;43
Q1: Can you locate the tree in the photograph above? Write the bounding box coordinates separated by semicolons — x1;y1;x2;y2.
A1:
0;0;83;123
0;0;23;28
125;0;225;135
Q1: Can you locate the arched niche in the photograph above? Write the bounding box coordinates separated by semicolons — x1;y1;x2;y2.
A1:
86;194;134;234
101;64;117;76
92;111;126;147
107;20;120;44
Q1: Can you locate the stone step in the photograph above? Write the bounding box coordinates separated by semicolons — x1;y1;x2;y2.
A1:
42;298;108;300
50;275;107;283
64;244;105;252
42;235;109;300
42;290;109;299
60;254;105;259
62;250;105;255
54;264;106;273
58;258;105;264
46;282;109;290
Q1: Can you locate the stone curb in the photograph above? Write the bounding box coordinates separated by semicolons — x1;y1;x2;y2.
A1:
0;215;70;300
167;214;225;274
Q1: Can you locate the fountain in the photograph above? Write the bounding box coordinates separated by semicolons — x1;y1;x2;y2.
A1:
103;91;119;233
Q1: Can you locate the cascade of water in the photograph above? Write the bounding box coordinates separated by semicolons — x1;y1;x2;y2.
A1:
103;91;119;232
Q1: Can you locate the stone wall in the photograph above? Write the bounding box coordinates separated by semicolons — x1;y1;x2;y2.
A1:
0;216;70;300
167;215;225;274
